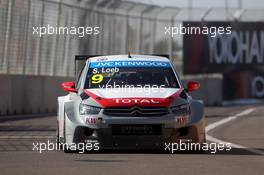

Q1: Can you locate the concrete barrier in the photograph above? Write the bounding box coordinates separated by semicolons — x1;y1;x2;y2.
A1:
183;77;223;106
0;75;223;116
0;75;73;116
0;75;12;115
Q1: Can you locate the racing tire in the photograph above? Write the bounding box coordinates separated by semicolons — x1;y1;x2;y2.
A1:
192;133;207;153
56;121;61;150
63;113;71;153
63;112;78;153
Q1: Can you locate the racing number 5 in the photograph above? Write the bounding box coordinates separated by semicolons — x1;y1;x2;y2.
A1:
91;74;103;84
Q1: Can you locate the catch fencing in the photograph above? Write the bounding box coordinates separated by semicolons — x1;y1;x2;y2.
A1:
0;0;262;77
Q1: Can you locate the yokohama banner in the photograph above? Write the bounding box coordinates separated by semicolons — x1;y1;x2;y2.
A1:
183;22;264;74
183;22;264;99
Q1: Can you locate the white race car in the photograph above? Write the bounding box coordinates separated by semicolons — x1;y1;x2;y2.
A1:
57;54;205;152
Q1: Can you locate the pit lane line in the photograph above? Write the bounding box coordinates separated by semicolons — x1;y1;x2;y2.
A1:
205;108;264;155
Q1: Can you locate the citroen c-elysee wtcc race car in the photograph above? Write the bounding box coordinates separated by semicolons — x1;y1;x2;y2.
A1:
57;54;206;152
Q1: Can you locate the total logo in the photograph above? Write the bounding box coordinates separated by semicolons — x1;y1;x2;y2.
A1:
115;98;160;104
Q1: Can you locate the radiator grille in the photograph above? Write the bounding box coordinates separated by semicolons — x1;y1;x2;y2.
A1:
103;105;169;117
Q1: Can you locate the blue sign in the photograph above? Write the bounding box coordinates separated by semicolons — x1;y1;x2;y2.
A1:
90;61;171;68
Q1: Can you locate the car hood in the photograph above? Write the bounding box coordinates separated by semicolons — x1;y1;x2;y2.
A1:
84;88;184;107
86;88;181;98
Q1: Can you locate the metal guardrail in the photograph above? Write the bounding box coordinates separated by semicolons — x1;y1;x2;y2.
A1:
0;0;263;77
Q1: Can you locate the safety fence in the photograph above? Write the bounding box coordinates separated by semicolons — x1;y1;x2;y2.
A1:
0;0;263;77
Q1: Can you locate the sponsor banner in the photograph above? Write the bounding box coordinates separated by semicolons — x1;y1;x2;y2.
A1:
251;74;264;98
183;22;264;74
223;71;264;99
90;61;171;68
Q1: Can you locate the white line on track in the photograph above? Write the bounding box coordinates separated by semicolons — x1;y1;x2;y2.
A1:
206;108;255;132
206;107;264;155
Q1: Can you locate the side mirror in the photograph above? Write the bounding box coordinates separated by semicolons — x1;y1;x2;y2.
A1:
187;81;200;92
61;82;77;93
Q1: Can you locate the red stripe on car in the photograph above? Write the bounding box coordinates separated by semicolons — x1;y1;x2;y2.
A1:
84;89;184;108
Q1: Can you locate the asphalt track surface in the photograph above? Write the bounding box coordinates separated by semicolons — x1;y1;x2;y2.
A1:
0;105;263;175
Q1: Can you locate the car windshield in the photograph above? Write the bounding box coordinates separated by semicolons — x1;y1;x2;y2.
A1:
84;60;180;89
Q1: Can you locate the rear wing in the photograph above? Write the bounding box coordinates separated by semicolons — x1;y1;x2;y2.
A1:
75;55;100;76
74;54;169;76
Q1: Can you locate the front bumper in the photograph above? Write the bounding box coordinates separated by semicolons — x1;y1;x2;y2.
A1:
77;125;203;149
64;112;205;149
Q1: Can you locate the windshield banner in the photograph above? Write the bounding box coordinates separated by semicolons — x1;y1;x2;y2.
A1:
90;61;171;68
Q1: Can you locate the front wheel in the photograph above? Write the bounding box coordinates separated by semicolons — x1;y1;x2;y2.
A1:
62;113;77;153
56;121;60;149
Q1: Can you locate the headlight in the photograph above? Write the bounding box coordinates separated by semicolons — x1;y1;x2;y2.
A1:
171;104;190;115
79;104;101;115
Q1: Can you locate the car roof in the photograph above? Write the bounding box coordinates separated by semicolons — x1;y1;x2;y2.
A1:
88;54;170;63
